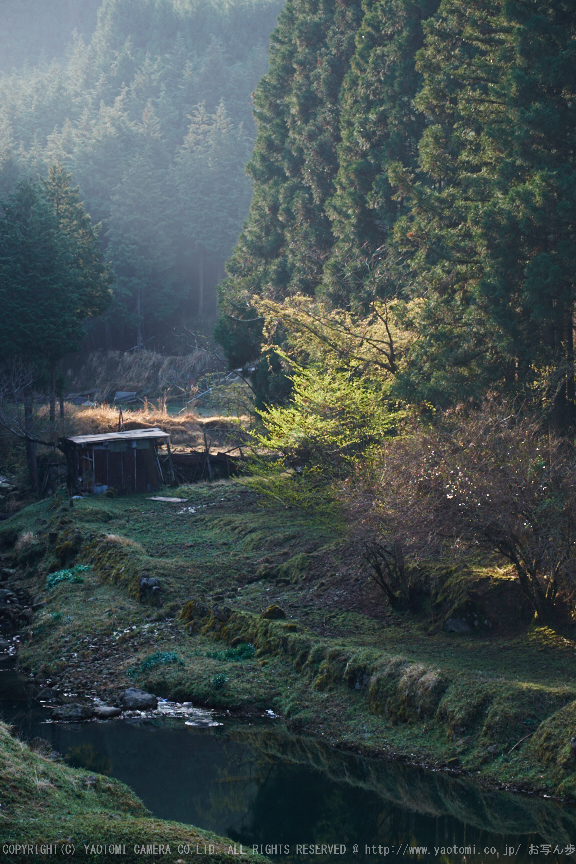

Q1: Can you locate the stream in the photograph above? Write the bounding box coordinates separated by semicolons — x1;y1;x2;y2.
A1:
2;655;576;863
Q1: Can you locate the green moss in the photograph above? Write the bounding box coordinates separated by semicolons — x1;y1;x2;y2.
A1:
528;700;576;767
7;484;576;800
0;722;270;863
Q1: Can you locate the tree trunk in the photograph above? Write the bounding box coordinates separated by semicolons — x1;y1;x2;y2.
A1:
50;361;56;430
550;304;575;432
136;288;143;350
24;392;39;495
565;307;575;428
198;245;204;320
515;564;554;623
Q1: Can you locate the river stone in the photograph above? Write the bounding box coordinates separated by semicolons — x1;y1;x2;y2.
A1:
0;589;17;606
443;617;472;633
37;687;58;701
51;704;94;721
94;705;122;719
120;688;158;710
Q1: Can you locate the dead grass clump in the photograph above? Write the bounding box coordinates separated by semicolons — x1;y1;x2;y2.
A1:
14;530;45;564
15;530;35;552
69;404;202;448
103;534;144;550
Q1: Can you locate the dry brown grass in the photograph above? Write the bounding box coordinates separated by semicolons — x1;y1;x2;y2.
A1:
60;405;250;451
67;404;203;447
14;530;36;553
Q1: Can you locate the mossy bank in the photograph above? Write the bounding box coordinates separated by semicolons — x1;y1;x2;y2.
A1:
0;721;269;864
3;481;576;817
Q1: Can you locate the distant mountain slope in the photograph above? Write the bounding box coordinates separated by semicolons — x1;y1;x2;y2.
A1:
0;0;101;72
0;0;284;351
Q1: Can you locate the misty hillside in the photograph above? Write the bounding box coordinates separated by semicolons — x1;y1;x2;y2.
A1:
0;0;284;352
0;0;101;72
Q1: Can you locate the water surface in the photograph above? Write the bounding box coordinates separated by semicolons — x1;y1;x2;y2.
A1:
1;658;575;862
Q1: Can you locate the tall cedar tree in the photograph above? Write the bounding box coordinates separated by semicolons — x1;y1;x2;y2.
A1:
0;170;111;415
323;0;440;309
391;0;576;424
216;0;364;383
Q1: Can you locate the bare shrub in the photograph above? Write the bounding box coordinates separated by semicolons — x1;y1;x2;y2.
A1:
347;398;576;621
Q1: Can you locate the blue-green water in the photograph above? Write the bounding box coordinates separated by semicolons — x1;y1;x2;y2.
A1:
2;659;576;863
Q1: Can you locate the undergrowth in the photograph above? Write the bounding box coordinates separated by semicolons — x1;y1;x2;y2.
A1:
206;642;255;662
128;651;184;678
46;564;90;589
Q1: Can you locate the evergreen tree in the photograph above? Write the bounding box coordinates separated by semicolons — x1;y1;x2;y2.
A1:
173;101;253;320
0;174;111;408
390;0;576;424
217;0;364;381
324;0;440;308
106;152;177;348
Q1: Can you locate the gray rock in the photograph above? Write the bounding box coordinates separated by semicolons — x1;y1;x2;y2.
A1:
443;617;472;633
0;589;17;606
51;704;94;721
0;637;10;651
93;705;122;719
119;688;158;710
139;576;162;605
36;687;58;701
487;744;500;755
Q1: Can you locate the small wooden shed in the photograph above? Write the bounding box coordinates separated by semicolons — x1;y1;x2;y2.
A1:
61;428;173;495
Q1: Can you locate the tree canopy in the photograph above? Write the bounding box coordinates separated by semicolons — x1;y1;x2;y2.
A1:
0;0;284;350
217;0;576;428
0;170;111;370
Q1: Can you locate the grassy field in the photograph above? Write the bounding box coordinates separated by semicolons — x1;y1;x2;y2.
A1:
2;479;576;810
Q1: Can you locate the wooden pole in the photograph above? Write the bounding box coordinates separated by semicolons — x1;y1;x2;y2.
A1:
203;431;212;480
165;440;176;483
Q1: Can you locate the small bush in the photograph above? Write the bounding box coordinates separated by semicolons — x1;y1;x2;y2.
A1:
46;565;89;589
347;398;576;621
206;643;255;662
128;651;184;678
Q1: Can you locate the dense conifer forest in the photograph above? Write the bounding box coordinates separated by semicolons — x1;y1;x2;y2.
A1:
0;0;283;351
218;0;576;429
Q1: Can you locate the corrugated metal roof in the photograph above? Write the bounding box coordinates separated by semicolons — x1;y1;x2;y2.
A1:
65;428;170;446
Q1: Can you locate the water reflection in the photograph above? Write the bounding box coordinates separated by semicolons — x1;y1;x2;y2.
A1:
2;659;576;862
